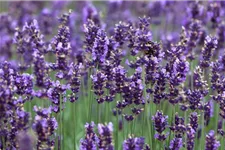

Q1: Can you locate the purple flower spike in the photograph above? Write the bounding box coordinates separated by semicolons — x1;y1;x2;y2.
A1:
170;58;189;86
186;125;196;150
169;138;183;150
92;29;109;65
153;69;168;104
170;113;186;138
32;106;58;149
80;122;98;150
123;136;148;150
205;130;220;150
152;110;168;141
189;112;199;132
91;71;107;103
219;92;225;119
15;73;33;95
200;36;218;68
204;100;213;126
98;122;114;150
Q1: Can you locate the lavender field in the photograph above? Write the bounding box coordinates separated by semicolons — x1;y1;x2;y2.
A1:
0;1;225;150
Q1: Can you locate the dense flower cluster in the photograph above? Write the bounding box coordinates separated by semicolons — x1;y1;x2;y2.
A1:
80;122;98;150
152;111;168;141
1;1;225;150
123;136;150;150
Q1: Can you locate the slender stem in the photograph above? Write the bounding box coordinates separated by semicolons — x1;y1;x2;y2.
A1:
147;108;152;150
57;114;60;150
221;119;225;149
2;136;5;149
131;119;135;134
58;135;60;150
122;114;125;140
97;102;100;123
60;100;63;149
88;69;92;122
184;110;187;148
168;105;175;148
106;102;110;122
115;109;119;150
73;102;76;150
215;102;219;131
200;111;205;149
191;60;194;91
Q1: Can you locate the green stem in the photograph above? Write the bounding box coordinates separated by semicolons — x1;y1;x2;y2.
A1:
184;110;187;148
97;102;100;123
73;102;76;150
57;114;60;150
60;103;63;149
115;109;119;150
147;109;152;150
191;60;194;91
215;103;219;130
88;69;92;122
221;119;225;150
168;105;175;148
122;115;125;140
130;121;133;135
200;111;205;149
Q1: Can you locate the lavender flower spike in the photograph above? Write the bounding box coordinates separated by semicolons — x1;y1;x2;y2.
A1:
200;36;218;68
152;110;168;141
205;130;220;150
80;122;98;150
123;136;147;150
169;138;183;150
98;122;114;150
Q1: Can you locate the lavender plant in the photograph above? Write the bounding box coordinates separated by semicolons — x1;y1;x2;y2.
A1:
0;1;225;150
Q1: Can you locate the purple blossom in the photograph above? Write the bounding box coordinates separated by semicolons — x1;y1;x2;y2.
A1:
211;61;222;92
170;113;186;138
84;20;99;53
91;71;107;103
80;122;98;150
123;136;147;150
193;66;208;96
33;50;50;88
186;19;202;55
92;29;109;65
219;92;225;119
68;63;82;103
200;36;218;68
153;69;168;104
145;56;159;85
152;111;168;141
204;100;213;126
15;73;33;95
170;58;189;86
187;90;203;110
98;122;114;150
32;106;58;149
47;81;67;113
186;126;195;150
217;119;225;136
113;21;130;45
169;138;183;150
205;130;220;150
189;112;199;132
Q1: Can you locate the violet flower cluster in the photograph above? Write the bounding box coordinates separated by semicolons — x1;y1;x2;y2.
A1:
0;1;225;150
